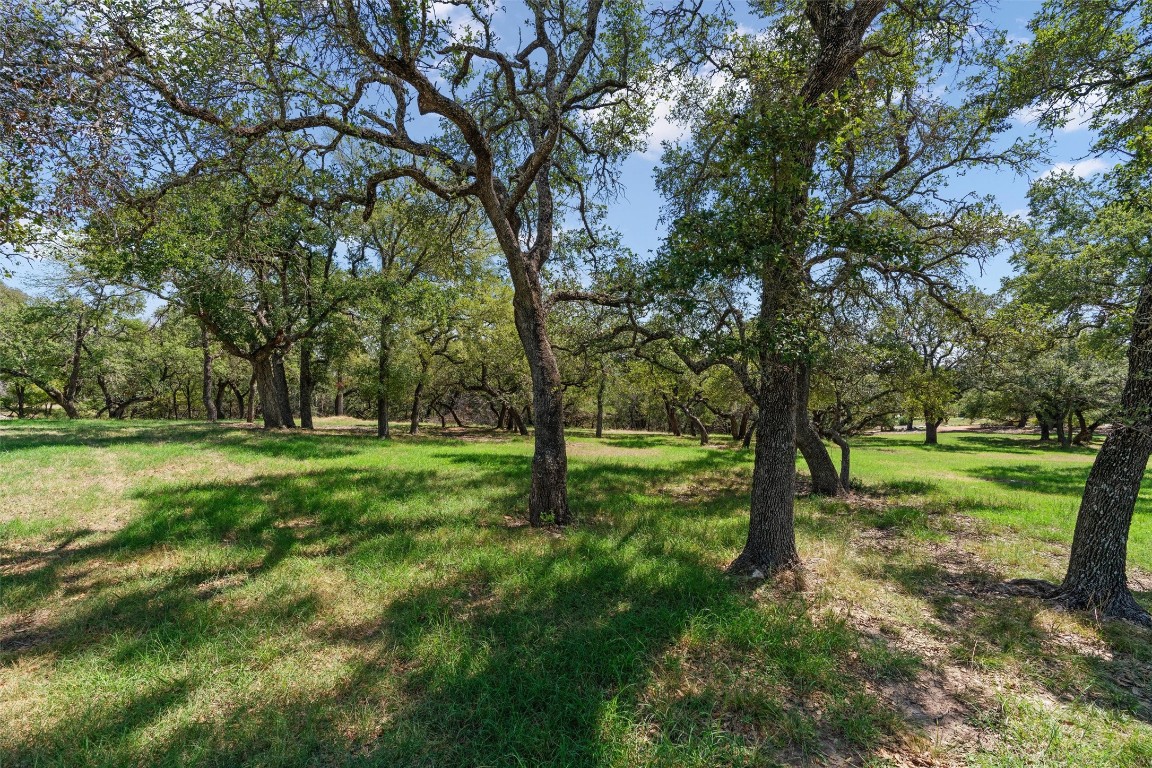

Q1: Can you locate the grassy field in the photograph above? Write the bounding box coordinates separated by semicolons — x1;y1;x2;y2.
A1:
1;420;1150;767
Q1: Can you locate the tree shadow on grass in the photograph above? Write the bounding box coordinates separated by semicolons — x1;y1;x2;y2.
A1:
853;433;1098;456
876;554;1152;727
3;449;922;767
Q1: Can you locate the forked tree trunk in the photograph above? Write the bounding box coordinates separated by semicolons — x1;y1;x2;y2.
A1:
201;323;217;422
1053;273;1152;626
795;363;844;495
729;361;799;576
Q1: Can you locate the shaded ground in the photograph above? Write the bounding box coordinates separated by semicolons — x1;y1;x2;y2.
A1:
1;420;1150;767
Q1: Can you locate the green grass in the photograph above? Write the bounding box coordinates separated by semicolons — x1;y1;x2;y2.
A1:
1;420;1150;766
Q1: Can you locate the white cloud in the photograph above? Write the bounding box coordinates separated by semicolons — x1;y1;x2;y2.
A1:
642;98;690;160
1039;157;1111;179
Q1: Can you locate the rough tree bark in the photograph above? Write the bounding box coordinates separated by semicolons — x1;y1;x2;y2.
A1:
729;361;800;575
1050;273;1152;625
252;354;294;429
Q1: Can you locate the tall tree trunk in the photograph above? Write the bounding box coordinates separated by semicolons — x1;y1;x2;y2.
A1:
409;379;424;434
1053;274;1152;625
729;361;799;575
795;363;844;495
201;322;217;423
510;274;569;526
377;332;391;439
925;410;940;445
595;369;605;439
299;341;314;430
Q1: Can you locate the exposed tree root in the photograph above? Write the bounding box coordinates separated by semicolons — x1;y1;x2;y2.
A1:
997;578;1152;628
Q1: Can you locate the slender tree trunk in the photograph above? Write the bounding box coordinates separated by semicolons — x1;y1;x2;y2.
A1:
730;361;799;575
377;319;391;439
509;404;529;436
334;366;346;417
682;406;709;445
742;416;756;449
595;370;605;439
1053;273;1152;625
1016;413;1029;429
201;322;217;422
904;413;915;431
737;406;750;441
925;410;940;445
410;379;424;434
509;272;569;526
272;352;295;427
831;431;850;490
299;341;314;430
448;404;465;428
1055;413;1069;448
15;385;25;419
245;374;256;423
662;395;681;436
795;363;843;495
495;403;507;430
215;381;227;419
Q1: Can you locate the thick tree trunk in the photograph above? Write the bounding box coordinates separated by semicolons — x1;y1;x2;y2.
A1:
1016;413;1029;429
510;272;570;526
1055;413;1069;448
201;322;217;423
729;361;799;576
272;353;295;427
1053;274;1152;625
495;403;507;430
299;342;314;430
1039;414;1051;441
795;363;844;495
15;385;25;419
925;411;941;445
252;356;293;429
215;381;227;419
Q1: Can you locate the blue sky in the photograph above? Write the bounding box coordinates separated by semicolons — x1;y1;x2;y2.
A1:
604;0;1104;292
